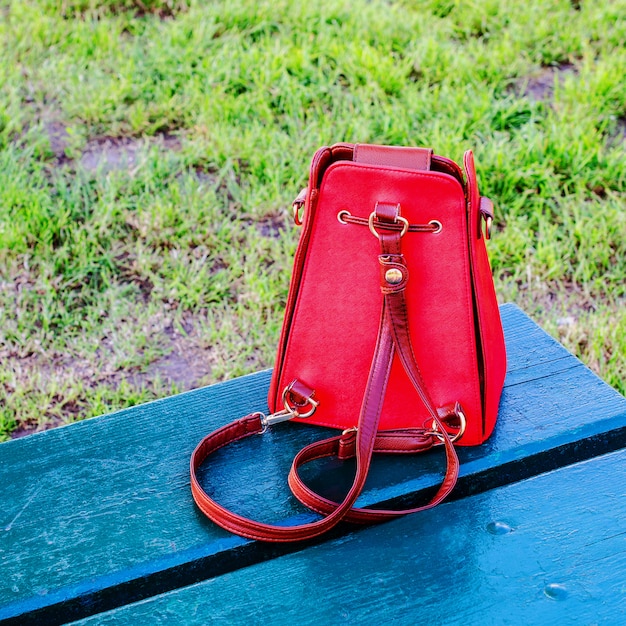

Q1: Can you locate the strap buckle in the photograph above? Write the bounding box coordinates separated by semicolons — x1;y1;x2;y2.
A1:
368;211;409;239
259;381;319;433
259;409;296;433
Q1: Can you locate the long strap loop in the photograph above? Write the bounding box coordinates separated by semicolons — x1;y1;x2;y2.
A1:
190;219;460;542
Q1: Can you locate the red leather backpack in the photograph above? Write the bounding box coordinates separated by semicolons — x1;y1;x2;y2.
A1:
191;143;507;542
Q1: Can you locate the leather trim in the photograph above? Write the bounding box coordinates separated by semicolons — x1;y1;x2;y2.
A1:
354;143;433;170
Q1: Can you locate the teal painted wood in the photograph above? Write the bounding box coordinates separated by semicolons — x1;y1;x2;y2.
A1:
0;304;625;624
71;448;626;626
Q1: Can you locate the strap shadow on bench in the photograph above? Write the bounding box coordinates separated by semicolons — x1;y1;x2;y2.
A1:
1;304;625;625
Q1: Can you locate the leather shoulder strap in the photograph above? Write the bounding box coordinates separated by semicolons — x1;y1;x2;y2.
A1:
190;209;459;542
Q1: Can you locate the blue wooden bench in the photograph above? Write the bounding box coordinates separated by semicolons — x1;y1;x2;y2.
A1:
1;304;625;625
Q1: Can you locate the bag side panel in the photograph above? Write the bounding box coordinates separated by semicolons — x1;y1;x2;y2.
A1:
275;161;485;444
268;147;331;412
464;151;507;441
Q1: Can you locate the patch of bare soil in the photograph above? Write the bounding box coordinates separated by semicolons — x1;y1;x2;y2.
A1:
252;213;288;238
5;312;215;440
502;276;599;316
79;134;181;173
517;62;577;101
10;416;66;439
498;278;601;356
131;322;215;390
59;0;189;20
45;120;73;160
43;118;182;172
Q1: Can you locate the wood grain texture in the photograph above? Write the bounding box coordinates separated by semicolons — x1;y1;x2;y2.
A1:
71;448;626;625
0;304;625;624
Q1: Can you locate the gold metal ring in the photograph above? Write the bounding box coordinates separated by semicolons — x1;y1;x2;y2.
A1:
368;212;409;239
484;216;493;240
337;210;351;224
429;220;442;234
293;203;304;226
430;407;466;444
282;386;319;419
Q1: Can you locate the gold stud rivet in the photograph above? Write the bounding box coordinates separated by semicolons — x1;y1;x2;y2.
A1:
385;268;403;285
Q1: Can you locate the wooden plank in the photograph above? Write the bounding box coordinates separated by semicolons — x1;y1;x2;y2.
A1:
0;304;625;624
70;447;626;625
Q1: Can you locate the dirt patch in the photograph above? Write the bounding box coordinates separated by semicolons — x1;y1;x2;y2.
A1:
41;116;182;171
497;278;601;355
133;343;213;389
191;166;220;185
1;349;95;439
518;63;577;101
45;120;73;160
255;213;288;238
10;415;66;439
80;134;181;173
5;311;215;440
131;315;214;389
58;0;189;20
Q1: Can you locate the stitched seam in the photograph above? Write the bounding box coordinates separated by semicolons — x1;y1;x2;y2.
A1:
458;194;482;436
360;320;394;446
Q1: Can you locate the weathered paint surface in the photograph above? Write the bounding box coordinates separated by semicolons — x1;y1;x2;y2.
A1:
0;304;625;624
73;448;626;625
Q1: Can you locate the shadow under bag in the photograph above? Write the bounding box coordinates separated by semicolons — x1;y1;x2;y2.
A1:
191;143;507;542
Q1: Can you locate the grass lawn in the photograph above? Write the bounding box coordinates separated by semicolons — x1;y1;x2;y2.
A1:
0;0;624;440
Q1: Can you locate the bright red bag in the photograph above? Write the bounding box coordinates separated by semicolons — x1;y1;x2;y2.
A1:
191;143;506;542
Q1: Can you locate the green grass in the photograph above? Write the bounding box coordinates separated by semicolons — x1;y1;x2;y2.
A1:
1;0;625;439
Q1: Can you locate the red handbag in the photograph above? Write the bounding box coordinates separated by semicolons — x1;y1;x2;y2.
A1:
191;143;507;542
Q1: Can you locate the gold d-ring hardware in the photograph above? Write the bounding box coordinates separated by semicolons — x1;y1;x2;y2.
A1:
292;188;307;226
429;407;467;444
293;203;304;226
281;384;319;419
368;212;409;239
484;215;493;239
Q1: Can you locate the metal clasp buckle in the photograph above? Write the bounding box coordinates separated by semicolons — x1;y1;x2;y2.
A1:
368;211;409;239
259;381;319;433
259;409;296;433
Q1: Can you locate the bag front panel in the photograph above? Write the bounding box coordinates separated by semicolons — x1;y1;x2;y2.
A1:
273;161;484;444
